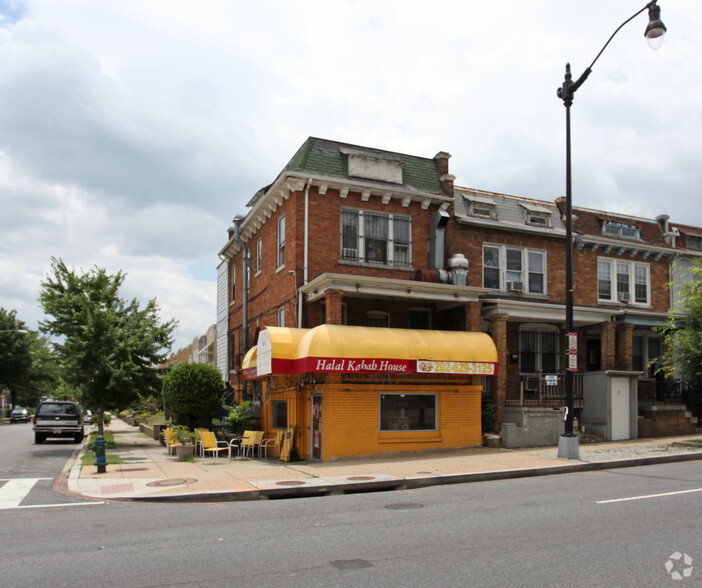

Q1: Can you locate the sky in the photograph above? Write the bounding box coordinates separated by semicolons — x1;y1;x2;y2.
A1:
1;0;700;353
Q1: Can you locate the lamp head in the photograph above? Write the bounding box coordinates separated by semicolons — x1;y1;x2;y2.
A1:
644;1;666;50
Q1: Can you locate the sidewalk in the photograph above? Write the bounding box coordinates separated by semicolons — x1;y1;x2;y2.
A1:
62;418;702;503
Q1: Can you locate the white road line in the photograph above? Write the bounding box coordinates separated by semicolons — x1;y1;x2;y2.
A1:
598;487;702;504
0;478;103;510
0;478;50;509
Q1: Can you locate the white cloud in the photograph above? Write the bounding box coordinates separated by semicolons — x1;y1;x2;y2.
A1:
1;0;700;351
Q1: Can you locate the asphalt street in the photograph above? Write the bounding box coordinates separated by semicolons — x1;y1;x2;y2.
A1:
1;451;701;587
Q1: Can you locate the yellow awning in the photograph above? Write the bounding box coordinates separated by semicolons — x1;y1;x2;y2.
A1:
246;325;497;379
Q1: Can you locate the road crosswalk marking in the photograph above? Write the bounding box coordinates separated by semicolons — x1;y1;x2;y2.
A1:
0;478;103;510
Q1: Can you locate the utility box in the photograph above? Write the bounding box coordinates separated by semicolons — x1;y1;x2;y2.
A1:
580;371;640;441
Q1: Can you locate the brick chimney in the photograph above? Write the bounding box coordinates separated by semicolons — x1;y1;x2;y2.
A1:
434;151;454;197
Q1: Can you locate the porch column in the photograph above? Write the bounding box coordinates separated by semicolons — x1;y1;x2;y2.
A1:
601;320;616;371
324;289;344;325
616;323;635;371
465;301;482;332
489;313;508;429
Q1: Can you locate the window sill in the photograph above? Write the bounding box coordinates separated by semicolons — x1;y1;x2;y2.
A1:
338;259;414;272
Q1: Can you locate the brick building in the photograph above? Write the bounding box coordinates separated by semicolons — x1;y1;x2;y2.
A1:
217;137;699;456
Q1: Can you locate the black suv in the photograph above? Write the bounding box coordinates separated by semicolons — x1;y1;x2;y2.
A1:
33;401;84;444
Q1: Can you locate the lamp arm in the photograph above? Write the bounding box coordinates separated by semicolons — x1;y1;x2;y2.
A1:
586;3;651;72
558;1;657;104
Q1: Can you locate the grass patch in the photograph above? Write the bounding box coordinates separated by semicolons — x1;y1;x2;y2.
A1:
81;453;124;465
87;432;116;449
177;455;195;463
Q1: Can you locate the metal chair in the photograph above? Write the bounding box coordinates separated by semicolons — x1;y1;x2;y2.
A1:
199;430;230;463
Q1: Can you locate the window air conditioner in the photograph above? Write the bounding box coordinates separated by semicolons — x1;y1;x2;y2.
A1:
617;291;630;302
507;281;524;292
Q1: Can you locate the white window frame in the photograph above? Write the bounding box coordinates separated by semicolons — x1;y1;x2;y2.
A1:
256;238;262;275
598;258;650;305
278;306;285;327
602;220;640;240
340;207;412;268
277;215;285;269
482;244;546;294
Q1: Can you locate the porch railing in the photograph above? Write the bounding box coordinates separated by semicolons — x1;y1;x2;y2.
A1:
505;373;583;407
638;379;701;417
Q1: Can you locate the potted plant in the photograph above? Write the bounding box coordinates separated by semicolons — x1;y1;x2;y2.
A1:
171;424;197;458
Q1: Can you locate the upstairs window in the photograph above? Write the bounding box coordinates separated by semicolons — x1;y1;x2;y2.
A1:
602;220;640;240
341;208;412;267
277;215;286;268
598;258;649;304
232;266;241;304
483;245;546;294
687;235;701;250
256;238;262;274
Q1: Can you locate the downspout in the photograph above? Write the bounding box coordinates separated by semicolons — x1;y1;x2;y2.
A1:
299;178;312;328
233;218;251;399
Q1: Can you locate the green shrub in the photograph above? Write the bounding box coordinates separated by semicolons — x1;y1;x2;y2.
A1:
481;403;497;433
224;401;254;435
161;362;225;429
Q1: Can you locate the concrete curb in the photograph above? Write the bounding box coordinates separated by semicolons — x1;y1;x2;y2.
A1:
104;450;702;503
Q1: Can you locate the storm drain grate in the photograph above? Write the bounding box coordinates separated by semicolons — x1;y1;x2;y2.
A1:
275;480;307;486
146;478;198;487
346;476;375;481
385;502;423;510
115;467;149;472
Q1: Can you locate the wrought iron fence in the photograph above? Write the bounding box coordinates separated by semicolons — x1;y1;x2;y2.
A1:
505;373;583;407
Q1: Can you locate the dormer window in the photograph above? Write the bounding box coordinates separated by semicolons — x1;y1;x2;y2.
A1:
519;202;552;228
527;211;551;227
464;195;497;220
602;220;640;240
687;235;701;250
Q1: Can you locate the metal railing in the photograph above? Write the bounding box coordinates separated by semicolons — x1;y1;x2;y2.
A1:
505;373;583;407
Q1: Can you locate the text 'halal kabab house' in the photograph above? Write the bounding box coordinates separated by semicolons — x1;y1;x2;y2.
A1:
242;325;498;462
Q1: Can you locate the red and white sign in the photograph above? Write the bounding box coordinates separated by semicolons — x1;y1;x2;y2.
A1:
568;332;577;352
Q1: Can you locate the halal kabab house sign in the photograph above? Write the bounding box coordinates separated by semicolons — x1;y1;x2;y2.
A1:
246;325;498;379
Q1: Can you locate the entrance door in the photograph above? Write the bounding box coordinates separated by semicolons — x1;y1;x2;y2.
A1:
311;395;322;461
586;338;601;371
610;377;630;440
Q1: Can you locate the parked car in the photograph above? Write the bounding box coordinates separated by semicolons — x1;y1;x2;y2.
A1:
10;408;31;423
33;400;84;444
85;410;93;421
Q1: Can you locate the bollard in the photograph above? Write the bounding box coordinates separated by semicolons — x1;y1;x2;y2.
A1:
93;434;107;473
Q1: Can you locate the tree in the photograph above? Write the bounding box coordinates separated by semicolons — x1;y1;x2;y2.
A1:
13;332;60;409
162;362;225;430
657;261;702;394
0;308;32;409
39;258;177;433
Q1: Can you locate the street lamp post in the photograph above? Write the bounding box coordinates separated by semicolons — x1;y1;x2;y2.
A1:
556;1;666;459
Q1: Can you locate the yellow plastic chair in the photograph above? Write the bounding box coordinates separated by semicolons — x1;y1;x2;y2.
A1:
195;428;210;457
199;430;230;463
239;430;264;459
164;429;181;456
260;430;284;459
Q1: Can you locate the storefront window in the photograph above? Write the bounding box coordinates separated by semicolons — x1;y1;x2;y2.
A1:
379;394;436;431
